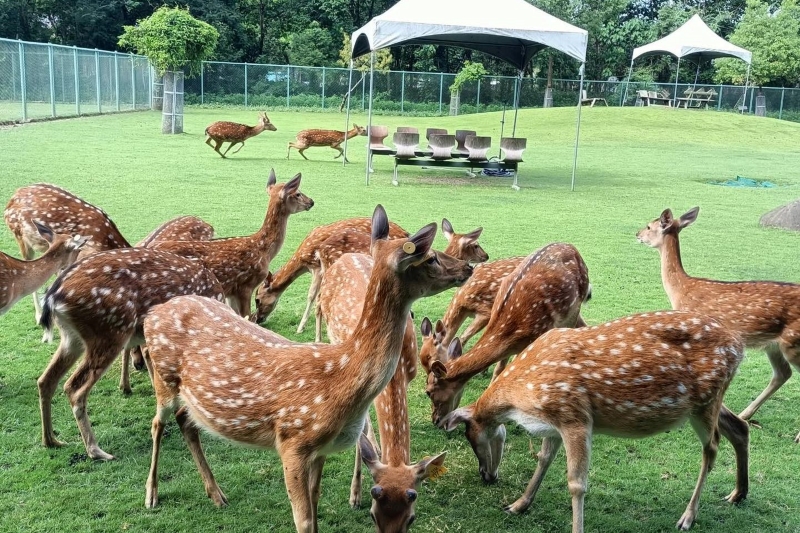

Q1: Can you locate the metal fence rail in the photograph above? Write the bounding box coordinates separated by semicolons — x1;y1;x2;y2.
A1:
0;38;152;124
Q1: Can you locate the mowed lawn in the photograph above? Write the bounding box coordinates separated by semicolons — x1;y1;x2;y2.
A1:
1;106;799;533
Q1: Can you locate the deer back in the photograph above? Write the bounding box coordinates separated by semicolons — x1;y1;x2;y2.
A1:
136;216;215;247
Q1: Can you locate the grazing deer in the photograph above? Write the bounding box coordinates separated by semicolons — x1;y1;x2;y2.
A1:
419;256;523;374
152;170;313;318
4;183;131;320
204;111;277;158
1;222;89;316
251;217;408;329
441;311;750;532
426;243;591;427
638;207;800;442
37;248;224;460
141;205;473;533
117;215;217;395
287;124;367;163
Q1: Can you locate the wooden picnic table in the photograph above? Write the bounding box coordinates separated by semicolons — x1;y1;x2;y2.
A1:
676;89;717;109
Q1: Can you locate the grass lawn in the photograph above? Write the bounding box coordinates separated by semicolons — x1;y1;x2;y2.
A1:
1;106;800;533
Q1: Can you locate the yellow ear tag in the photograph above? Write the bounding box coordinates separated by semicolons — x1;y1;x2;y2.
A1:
427;464;448;481
403;241;416;254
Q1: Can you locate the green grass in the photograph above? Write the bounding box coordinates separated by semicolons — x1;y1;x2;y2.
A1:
1;106;800;533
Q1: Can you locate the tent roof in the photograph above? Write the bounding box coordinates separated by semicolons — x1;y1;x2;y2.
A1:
632;14;751;64
351;0;588;69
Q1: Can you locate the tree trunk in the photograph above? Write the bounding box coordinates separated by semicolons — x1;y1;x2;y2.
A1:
543;54;554;108
161;70;184;134
152;73;164;111
449;91;460;116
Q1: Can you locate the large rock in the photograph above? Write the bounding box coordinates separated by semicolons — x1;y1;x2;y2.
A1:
760;199;800;231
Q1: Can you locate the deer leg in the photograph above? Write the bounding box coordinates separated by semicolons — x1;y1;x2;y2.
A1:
298;270;322;334
505;435;562;514
739;343;791;421
175;406;228;506
460;313;489;345
145;402;173;508
717;405;749;503
349;442;362;509
283;452;317;533
231;141;246;155
287;142;296;159
64;338;125;460
562;428;591;533
332;144;344;159
678;406;721;531
298;148;310;161
222;142;240;156
212;139;226;158
308;456;325;532
38;326;83;448
119;348;133;395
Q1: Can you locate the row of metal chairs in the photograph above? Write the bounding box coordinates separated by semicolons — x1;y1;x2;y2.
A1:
368;125;526;162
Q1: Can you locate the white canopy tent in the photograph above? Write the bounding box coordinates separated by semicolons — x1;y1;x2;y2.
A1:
623;14;752;107
344;0;588;190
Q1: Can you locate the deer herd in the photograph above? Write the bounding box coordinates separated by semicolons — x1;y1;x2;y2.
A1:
2;171;799;533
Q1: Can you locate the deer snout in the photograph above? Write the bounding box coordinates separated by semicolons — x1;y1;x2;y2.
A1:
479;467;498;484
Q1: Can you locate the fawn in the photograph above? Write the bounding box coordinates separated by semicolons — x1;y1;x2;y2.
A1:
441;218;488;263
152;170;313;317
426;243;591;427
204;111;277;158
1;222;89;316
141;205;473;533
287;124;367;162
441;311;750;532
252;217;408;328
638;207;800;442
4;183;130;320
37;248;224;460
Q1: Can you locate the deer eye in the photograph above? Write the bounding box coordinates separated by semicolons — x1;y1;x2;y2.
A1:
425;256;438;266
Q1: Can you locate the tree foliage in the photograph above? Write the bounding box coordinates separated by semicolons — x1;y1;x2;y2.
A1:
118;6;219;77
450;62;488;94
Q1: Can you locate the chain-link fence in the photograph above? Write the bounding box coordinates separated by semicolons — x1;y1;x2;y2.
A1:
0;38;152;124
186;61;800;123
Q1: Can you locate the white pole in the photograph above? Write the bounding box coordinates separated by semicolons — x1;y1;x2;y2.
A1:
343;59;355;166
622;57;634;106
570;63;585;192
742;63;751;114
365;52;375;185
511;70;522;137
673;56;681;107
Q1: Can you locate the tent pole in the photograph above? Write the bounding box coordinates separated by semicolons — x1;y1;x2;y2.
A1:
570;63;585;192
622;57;634;107
692;57;701;89
673;56;681;107
512;70;522;137
742;63;751;114
343;59;354;167
365;52;375;185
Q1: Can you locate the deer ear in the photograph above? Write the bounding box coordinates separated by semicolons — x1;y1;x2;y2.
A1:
397;223;436;271
431;360;448;379
441;218;454;241
70;235;91;250
447;337;463;359
267;168;277;189
284;173;302;193
659;208;674;229
441;406;473;432
33;221;54;243
414;451;447;483
265;271;274;287
371;205;390;245
464;227;483;241
359;433;385;477
679;207;699;229
420;317;432;337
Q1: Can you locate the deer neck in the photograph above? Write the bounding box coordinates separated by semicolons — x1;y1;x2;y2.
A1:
256;198;290;262
345;128;361;140
659;234;691;308
270;254;310;294
14;251;64;297
449;334;514;381
375;366;411;466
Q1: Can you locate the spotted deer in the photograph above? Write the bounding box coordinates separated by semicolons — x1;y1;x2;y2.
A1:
441;218;488;263
419;256;523;374
1;222;89;316
441;311;750;532
4;183;131;320
152;170;313;318
638;207;800;442
252;217;408;328
426;243;591;427
204;111;277;158
37;248;224;460
287;124;367;162
141;205;472;533
117;215;217;395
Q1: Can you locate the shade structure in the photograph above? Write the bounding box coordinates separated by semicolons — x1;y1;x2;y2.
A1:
346;0;589;190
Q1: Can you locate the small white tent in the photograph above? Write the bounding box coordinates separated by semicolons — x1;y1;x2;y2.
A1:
345;0;589;189
623;14;752;106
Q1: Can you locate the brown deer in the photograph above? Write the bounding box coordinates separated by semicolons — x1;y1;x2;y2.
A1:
419;256;523;374
638;207;800;442
141;205;473;533
426;243;591;427
37;248;224;461
441;311;750;532
1;222;89;316
152;170;313;318
317;250;446;530
251;217;408;329
441;218;488;263
4;183;131;320
204;111;277;158
287;124;367;162
117;215;217;395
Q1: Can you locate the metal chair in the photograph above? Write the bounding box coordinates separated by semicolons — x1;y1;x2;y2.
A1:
465;135;491;162
455;130;477;155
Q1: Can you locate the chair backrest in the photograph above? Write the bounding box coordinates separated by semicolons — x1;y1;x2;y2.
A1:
637;90;648;98
368;125;389;149
396;126;418;134
425;128;448;140
648;91;658;98
393;132;420;159
500;137;527;163
454;129;477;154
465;135;491;161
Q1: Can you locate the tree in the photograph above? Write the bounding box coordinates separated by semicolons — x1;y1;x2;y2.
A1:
337;31;392;110
714;0;800;86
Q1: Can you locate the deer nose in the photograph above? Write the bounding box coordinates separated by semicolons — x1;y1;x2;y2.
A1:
480;468;498;484
308;199;315;208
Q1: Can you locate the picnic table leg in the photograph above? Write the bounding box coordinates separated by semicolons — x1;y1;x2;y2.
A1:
392;159;399;187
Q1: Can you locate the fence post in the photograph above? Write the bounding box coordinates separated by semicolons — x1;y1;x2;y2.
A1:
321;66;326;109
779;87;785;120
439;73;444;114
48;45;56;117
244;62;248;107
95;49;101;113
286;65;290;107
476;78;481;111
18;41;27;122
131;54;136;109
200;62;204;105
400;71;405;114
717;85;722;110
748;85;754;113
114;52;120;111
73;47;80;115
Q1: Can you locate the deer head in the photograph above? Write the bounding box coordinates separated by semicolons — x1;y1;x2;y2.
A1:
441;406;506;484
267;169;314;214
418;317;448;374
32;221;91;267
441;218;488;263
259;111;277;132
636;207;699;248
425;338;471;426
